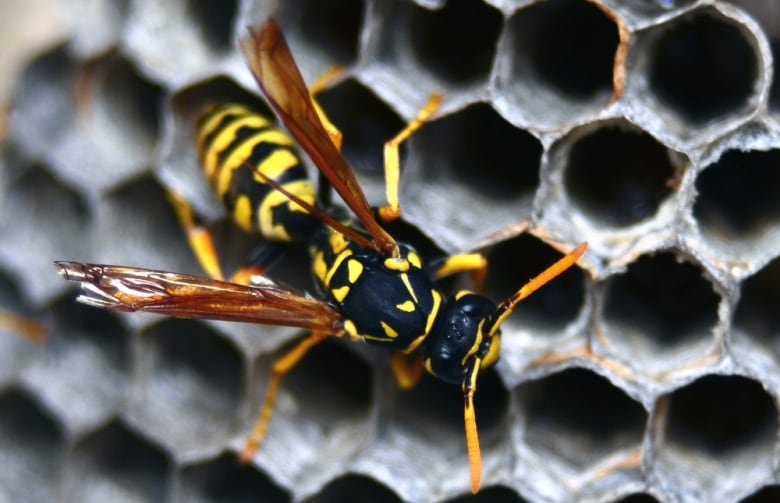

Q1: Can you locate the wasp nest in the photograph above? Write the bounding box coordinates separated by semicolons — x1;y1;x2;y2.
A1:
1;0;779;502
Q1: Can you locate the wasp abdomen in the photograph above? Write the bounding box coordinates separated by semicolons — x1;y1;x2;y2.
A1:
195;102;320;242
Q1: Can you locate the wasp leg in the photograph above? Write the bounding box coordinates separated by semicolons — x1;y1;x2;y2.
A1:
430;252;488;289
239;331;330;462
390;351;425;389
0;311;46;342
309;65;345;152
167;190;283;284
378;94;442;222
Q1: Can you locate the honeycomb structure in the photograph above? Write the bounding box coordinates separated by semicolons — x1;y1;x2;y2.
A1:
2;0;780;501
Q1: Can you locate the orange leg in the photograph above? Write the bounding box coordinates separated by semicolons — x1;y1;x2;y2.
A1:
463;357;483;494
378;94;442;222
0;310;46;342
309;65;345;152
390;351;425;389
239;331;330;462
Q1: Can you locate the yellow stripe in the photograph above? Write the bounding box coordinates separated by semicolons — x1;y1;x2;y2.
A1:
395;300;415;312
461;319;486;366
200;111;274;180
405;289;442;354
217;136;298;197
257;180;315;241
323;249;353;288
232;194;253;231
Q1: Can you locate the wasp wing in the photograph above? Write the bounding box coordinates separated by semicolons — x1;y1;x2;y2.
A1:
54;262;343;332
241;19;397;256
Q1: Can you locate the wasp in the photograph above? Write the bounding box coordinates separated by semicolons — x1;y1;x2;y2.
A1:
55;19;587;493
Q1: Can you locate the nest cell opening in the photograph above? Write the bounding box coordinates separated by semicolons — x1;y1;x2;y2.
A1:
693;149;780;241
663;375;777;458
521;367;647;468
415;103;542;201
137;319;244;446
297;0;364;63
305;474;402;503
563;125;676;227
67;421;171;502
482;235;586;333
738;485;780;503
408;0;501;84
179;452;290;503
602;253;720;369
734;255;780;356
317;79;404;180
187;0;238;53
0;390;64;502
647;9;759;125
508;0;618;101
443;485;527;503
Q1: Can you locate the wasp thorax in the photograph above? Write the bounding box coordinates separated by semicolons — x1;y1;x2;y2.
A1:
424;292;498;384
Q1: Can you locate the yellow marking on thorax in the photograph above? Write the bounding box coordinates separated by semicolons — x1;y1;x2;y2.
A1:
407;252;422;269
399;273;419;304
380;321;399;338
347;259;363;283
396;300;415;312
384;257;410;272
403;289;442;354
332;285;350;302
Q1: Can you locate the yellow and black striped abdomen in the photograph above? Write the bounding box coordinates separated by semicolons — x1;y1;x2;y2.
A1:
195;103;321;242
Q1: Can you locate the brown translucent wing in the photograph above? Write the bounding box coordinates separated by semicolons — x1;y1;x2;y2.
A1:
54;262;343;332
241;19;397;256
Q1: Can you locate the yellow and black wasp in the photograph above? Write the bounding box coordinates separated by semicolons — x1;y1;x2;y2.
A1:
55;19;587;493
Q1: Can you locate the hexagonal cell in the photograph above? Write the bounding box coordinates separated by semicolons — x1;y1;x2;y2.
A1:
127;319;244;456
403;103;543;250
272;0;365;65
6;43;79;164
655;375;777;501
733;255;780;360
245;337;373;484
0;164;90;303
500;0;619;128
717;1;780;113
377;366;509;495
316;78;405;203
90;175;200;275
179;452;290;503
20;297;131;433
618;0;696;17
371;0;501;93
64;420;172;502
482;234;586;337
304;474;402;503
53;53;163;195
442;485;526;503
627;6;762;145
615;494;661;503
124;0;239;83
693;148;780;259
739;485;780;503
0;389;65;503
0;271;42;384
62;0;129;57
560;123;681;228
598;252;721;376
516;368;646;495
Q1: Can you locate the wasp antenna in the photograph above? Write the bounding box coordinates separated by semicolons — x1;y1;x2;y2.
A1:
463;357;483;493
488;242;587;336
